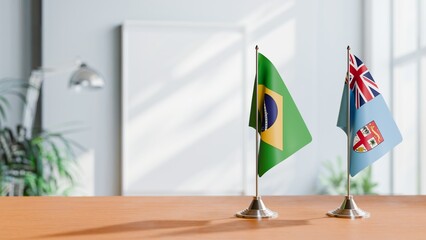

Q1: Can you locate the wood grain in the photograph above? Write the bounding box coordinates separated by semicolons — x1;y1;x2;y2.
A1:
0;196;425;239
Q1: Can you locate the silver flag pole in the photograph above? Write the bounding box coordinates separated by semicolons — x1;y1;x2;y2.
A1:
236;45;277;219
327;46;369;219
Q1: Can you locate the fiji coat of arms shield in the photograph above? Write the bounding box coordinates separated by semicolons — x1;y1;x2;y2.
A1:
353;120;384;153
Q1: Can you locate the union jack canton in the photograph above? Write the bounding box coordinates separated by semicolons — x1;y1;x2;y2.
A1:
348;54;381;109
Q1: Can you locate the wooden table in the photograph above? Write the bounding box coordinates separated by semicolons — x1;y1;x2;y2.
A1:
1;196;425;239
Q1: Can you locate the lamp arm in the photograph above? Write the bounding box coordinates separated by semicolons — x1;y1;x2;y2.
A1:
22;60;82;137
22;60;103;136
22;71;43;137
35;59;82;76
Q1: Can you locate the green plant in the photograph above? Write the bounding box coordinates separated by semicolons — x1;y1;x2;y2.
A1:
318;156;378;195
0;126;83;196
0;78;81;196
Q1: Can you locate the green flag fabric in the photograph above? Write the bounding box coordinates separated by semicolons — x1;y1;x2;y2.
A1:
249;53;312;176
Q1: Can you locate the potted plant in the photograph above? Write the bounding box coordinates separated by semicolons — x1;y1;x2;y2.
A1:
0;79;80;196
318;156;378;195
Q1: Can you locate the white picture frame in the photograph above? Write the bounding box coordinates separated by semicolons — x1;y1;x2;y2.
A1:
121;21;248;195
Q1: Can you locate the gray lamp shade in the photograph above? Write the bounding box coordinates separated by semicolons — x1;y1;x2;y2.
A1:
69;63;104;90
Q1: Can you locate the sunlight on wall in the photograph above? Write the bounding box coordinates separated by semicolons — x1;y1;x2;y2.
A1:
393;0;417;58
393;62;418;194
368;0;426;195
173;31;244;79
258;19;295;68
241;0;294;31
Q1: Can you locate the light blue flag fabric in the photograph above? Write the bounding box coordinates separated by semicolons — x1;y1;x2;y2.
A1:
337;54;402;176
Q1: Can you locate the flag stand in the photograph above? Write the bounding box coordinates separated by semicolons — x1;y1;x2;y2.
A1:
327;195;369;218
236;45;277;219
326;46;369;219
236;196;277;218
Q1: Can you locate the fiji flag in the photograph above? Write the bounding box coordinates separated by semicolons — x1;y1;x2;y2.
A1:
337;53;402;176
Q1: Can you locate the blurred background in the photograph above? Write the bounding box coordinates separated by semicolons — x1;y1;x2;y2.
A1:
0;0;424;196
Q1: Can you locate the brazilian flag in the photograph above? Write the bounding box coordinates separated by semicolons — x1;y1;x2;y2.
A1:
249;53;312;176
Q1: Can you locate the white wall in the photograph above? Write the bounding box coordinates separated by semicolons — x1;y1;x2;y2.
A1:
42;0;363;195
366;0;426;195
0;0;31;127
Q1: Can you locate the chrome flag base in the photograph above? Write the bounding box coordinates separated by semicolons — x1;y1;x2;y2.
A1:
327;195;370;219
236;196;278;219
